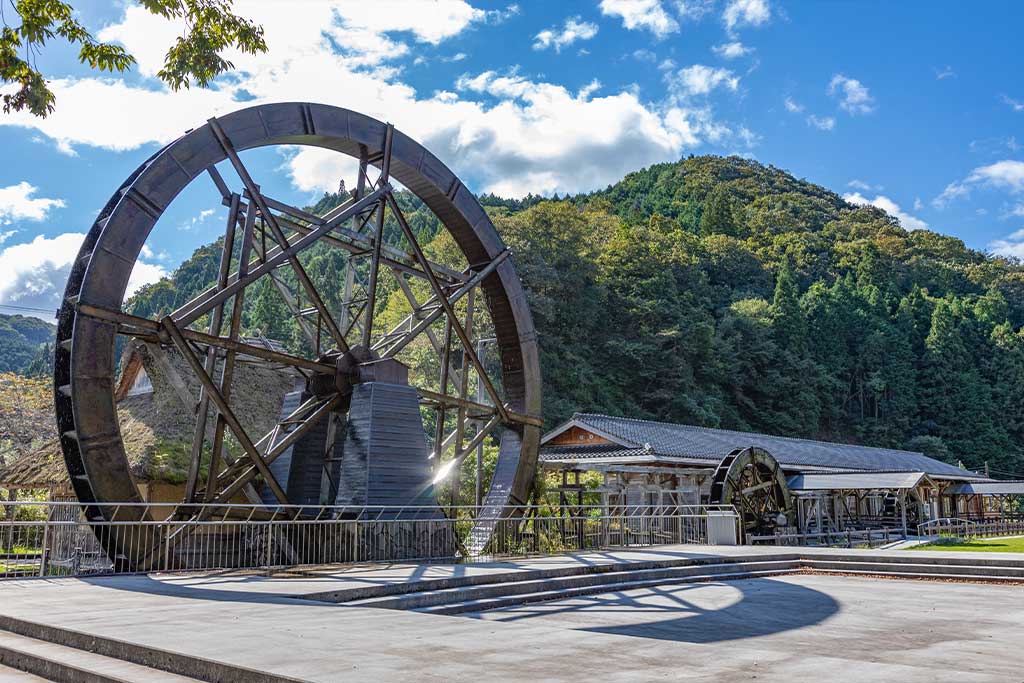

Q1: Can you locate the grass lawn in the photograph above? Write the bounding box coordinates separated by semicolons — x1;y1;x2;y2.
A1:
913;535;1024;553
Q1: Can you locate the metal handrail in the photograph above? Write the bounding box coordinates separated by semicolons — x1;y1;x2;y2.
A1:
0;500;738;580
917;517;977;537
748;528;899;548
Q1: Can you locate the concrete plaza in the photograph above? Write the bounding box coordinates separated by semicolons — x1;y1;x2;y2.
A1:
0;545;1022;681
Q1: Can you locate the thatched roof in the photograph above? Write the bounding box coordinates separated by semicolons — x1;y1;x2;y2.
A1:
0;339;296;491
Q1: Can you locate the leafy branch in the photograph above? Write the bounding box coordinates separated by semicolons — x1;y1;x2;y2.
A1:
0;0;266;117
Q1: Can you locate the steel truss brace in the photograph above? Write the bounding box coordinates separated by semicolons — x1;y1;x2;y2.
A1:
172;185;387;329
207;117;352;354
385;192;509;423
160;316;290;505
374;248;510;358
77;304;334;374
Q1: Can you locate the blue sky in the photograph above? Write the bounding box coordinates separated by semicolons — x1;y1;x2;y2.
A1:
1;0;1023;320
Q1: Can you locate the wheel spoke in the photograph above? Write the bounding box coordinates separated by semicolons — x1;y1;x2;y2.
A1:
376;249;510;358
77;303;334;374
361;123;394;348
208;116;354;354
386;191;509;424
160;316;290;505
185;192;243;502
204;197;258;503
392;271;463;388
207;394;342;505
171;186;386;329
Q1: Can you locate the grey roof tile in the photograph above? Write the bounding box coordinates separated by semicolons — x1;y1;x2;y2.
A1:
541;413;981;479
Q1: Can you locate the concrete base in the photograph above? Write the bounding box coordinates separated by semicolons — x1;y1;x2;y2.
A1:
2;546;1024;682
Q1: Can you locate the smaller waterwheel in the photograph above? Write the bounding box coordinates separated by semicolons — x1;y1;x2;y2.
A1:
709;446;794;539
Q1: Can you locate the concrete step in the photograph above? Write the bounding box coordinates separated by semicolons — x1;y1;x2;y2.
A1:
304;552;803;604
802;565;1024;583
418;567;803;615
0;630;202;683
805;558;1024;578
809;552;1024;569
0;615;304;683
347;553;1024;615
351;559;801;610
0;662;52;682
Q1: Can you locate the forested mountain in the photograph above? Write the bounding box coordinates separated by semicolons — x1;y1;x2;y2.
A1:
0;314;55;376
125;156;1024;475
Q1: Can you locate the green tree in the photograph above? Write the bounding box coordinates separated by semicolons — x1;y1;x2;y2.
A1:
1;0;266;117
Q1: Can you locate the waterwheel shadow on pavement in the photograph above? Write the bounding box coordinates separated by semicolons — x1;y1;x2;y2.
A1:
468;576;840;644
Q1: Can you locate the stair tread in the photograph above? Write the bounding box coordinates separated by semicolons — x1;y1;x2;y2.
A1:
0;662;52;682
0;631;202;683
417;567;800;614
348;559;799;607
812;567;1024;581
806;558;1024;571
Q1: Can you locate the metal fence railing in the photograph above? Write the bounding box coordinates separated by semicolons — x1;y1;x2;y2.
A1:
748;528;902;548
917;517;1024;541
0;501;739;580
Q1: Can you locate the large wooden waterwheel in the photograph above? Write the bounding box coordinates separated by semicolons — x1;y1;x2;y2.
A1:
53;103;542;567
709;446;795;540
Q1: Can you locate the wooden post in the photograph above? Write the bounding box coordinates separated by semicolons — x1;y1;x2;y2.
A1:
900;490;908;537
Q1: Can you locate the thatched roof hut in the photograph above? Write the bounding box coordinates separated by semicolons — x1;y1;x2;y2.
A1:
0;338;296;499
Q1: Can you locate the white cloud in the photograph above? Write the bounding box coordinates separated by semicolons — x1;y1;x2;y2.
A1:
632;49;657;62
722;0;771;31
712;41;752;59
736;125;759;148
670;65;739;98
934;66;955;80
0;232;167;320
783;97;803;113
677;0;715;22
932;182;971;208
3;1;731;200
1002;95;1024;113
0;233;84;317
964;160;1024;192
331;0;491;45
913;197;923;211
0;230;16;244
0;182;66;224
127;260;169;296
935;160;1024;207
807;114;835;131
848;179;881;192
828;74;875;115
600;0;679;38
844;192;927;230
533;17;598;52
989;228;1024;260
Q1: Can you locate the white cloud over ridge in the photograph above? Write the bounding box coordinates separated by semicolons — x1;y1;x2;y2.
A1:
829;74;875;115
934;160;1024;207
1;0;745;200
0;182;66;224
990;228;1024;260
0;232;164;320
844;192;927;231
533;17;598;52
599;0;679;38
